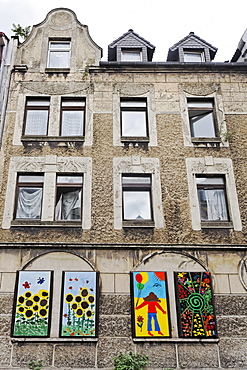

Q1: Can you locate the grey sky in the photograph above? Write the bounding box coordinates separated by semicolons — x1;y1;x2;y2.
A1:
1;0;246;62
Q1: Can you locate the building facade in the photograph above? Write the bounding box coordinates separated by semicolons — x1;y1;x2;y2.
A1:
0;8;246;369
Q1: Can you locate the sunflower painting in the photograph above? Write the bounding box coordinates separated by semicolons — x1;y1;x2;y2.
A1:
60;271;98;337
12;271;52;337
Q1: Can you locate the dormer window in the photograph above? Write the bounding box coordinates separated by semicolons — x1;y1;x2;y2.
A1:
121;48;142;61
47;40;71;69
184;50;205;62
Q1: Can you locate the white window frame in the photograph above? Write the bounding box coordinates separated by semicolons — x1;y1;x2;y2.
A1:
2;155;92;229
13;93;93;146
186;157;242;230
113;157;164;229
47;40;71;69
180;90;228;147
183;50;205;62
113;86;157;146
121;48;142;62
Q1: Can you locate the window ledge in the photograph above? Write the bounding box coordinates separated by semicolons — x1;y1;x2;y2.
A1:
12;337;98;343
123;220;155;228
11;220;82;228
45;68;70;73
133;338;219;343
191;137;222;147
21;136;85;147
121;136;149;143
201;221;233;229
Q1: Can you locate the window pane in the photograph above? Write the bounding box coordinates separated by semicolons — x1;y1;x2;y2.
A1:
62;101;85;107
190;111;215;137
196;177;225;185
122;111;147;136
50;42;70;49
121;101;146;108
25;110;48;135
61;111;84;136
27;100;50;106
188;101;213;108
16;187;43;219
197;188;228;221
121;51;141;61
122;176;151;184
18;175;44;183
123;191;151;220
55;188;82;220
184;52;204;62
48;51;70;68
57;176;83;184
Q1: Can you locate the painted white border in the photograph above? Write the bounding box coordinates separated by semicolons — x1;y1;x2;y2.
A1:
186;157;242;231
113;156;164;229
2;155;92;229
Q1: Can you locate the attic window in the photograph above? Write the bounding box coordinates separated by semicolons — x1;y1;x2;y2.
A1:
184;50;205;62
121;49;142;61
47;41;71;69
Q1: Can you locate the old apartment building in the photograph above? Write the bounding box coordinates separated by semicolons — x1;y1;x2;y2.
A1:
0;7;246;369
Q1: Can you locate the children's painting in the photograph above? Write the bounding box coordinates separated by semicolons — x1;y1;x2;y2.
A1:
12;271;52;337
60;271;98;337
175;271;217;338
131;271;170;338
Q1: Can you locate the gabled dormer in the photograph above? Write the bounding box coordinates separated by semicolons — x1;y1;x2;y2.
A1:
231;29;247;62
108;29;155;62
167;32;217;62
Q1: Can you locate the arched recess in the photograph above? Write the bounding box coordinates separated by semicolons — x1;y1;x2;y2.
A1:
132;250;211;338
20;251;96;338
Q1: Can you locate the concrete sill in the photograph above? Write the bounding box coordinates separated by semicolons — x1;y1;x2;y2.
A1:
201;221;233;229
45;68;70;73
191;137;222;147
12;337;98;343
121;136;149;143
123;220;155;228
11;220;82;228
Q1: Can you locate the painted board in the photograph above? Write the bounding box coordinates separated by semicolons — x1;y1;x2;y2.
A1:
12;271;52;337
175;271;217;338
131;272;171;338
60;271;98;337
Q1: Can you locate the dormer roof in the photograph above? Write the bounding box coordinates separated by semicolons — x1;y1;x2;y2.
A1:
167;32;217;62
108;29;155;62
231;29;247;62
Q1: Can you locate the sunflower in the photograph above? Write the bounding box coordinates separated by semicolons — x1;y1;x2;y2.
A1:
38;289;49;298
33;304;39;312
24;308;34;319
17;295;25;304
65;293;74;303
75;308;83;317
39;298;48;307
70;302;78;311
75;295;82;303
32;294;40;303
25;299;34;307
38;308;48;318
24;291;32;299
17;306;25;314
85;309;94;318
80;288;89;297
81;301;89;310
88;295;95;304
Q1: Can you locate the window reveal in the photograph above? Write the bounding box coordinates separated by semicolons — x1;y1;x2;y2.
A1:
196;176;229;222
122;175;152;221
55;175;83;221
120;99;148;138
61;99;85;136
187;99;216;138
24;99;50;136
15;175;44;219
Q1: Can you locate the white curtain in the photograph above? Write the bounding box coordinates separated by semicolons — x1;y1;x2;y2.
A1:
16;188;42;219
205;190;228;220
55;189;81;220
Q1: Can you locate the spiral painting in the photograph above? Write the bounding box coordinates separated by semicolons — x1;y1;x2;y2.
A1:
175;271;217;338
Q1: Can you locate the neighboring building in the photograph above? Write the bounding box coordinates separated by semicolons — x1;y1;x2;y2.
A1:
0;8;246;369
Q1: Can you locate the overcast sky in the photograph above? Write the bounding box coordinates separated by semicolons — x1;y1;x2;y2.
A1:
1;0;247;62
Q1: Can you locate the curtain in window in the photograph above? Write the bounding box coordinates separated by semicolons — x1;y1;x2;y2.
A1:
55;189;81;220
16;188;42;219
62;112;83;136
25;110;48;135
205;189;228;220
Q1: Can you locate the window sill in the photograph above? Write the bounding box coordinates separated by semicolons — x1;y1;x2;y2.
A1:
191;137;221;147
12;337;98;343
11;220;82;228
201;221;233;229
121;136;149;143
133;338;219;343
45;68;70;73
21;136;85;147
123;220;155;228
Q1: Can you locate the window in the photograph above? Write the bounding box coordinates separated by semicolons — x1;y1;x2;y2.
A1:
61;99;85;137
55;175;83;221
184;50;205;62
187;99;217;138
120;99;148;140
122;175;153;224
196;176;229;222
23;98;50;136
15;174;44;220
121;49;142;61
47;41;70;69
